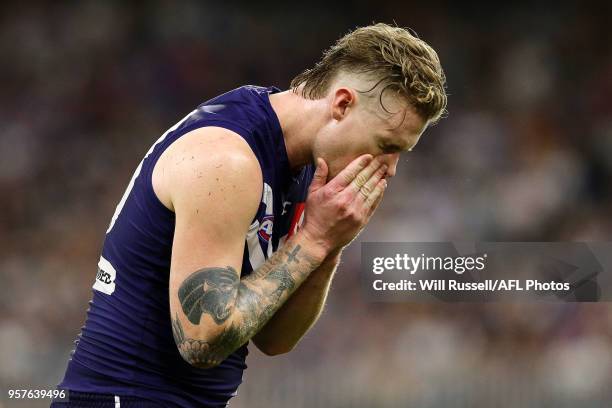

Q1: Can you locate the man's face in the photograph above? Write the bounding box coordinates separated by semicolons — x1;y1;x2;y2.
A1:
312;87;427;181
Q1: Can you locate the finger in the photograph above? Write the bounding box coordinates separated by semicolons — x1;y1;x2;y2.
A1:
364;178;387;212
355;163;387;201
347;158;385;197
328;154;373;191
366;187;385;219
308;158;328;193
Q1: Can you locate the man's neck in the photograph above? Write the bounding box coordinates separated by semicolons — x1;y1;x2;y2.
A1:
269;89;324;172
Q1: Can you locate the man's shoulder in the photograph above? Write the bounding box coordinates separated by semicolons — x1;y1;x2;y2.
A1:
153;126;263;213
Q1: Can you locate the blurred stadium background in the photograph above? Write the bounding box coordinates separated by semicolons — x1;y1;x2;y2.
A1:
1;1;611;407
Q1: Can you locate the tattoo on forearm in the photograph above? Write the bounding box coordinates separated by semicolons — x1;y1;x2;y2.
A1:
233;244;312;341
178;266;238;325
265;265;296;300
287;245;301;264
174;242;319;367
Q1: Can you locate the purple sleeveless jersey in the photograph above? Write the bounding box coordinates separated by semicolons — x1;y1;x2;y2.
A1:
58;85;314;407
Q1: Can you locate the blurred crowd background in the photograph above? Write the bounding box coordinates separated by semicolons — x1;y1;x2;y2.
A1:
1;1;611;407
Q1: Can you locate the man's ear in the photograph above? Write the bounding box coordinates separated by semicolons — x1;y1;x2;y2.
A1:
330;88;356;121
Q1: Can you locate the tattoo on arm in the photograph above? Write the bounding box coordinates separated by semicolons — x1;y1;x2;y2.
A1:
287;245;301;264
265;265;296;300
172;313;241;368
173;243;319;367
178;266;238;325
231;244;315;346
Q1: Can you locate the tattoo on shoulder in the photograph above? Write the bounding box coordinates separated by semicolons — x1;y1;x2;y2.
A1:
178;266;239;325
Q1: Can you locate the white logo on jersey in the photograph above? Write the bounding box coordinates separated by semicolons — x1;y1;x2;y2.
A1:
201;104;226;114
93;256;117;295
282;200;292;215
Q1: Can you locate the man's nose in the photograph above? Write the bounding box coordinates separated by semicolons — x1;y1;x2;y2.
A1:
380;153;399;178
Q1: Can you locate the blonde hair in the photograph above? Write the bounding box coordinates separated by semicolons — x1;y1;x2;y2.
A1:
290;23;447;123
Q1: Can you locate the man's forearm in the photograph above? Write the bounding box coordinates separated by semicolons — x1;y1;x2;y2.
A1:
172;233;326;368
252;248;342;354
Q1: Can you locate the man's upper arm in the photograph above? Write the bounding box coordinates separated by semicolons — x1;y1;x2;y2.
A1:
154;126;262;362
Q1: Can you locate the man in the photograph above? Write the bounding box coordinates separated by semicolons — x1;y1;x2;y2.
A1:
53;23;446;407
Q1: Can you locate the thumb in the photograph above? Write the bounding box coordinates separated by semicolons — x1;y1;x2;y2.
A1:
309;158;328;192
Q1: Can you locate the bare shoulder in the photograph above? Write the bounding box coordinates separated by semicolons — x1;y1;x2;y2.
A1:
153;126;263;214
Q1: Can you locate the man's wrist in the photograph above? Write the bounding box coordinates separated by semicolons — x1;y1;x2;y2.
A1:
293;229;331;265
327;247;343;261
